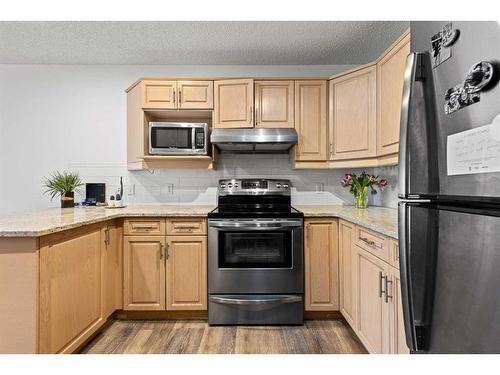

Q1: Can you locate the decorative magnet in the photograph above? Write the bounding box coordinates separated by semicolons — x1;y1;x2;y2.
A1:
444;61;495;115
464;61;494;93
431;23;459;68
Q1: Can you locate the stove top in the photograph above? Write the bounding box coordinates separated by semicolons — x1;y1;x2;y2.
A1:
208;178;303;219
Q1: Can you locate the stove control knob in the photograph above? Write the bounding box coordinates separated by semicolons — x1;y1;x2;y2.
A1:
220;183;226;189
234;183;239;188
276;183;282;189
283;184;289;189
228;183;233;188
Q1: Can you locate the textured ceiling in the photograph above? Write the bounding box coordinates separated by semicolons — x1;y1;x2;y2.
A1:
0;21;409;65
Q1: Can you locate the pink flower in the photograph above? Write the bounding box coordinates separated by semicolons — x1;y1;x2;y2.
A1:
342;174;353;187
379;179;388;191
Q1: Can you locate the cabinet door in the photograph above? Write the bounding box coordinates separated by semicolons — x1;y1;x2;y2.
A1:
166;236;207;310
339;220;357;328
389;268;410;354
178;80;214;109
304;219;339;311
330;66;377;160
141;80;177;109
214;79;254;128
377;33;410;156
356;246;390;354
102;222;123;318
123;236;166;310
255;80;294;128
295;80;327;161
39;225;104;353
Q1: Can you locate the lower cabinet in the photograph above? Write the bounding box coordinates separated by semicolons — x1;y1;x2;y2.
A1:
102;221;123;318
39;224;105;354
166;236;207;310
123;236;166;310
355;245;391;353
339;220;357;328
123;218;208;312
339;219;410;354
304;218;339;311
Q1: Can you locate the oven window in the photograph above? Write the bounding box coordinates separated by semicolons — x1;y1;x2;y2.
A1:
218;231;292;268
152;128;192;149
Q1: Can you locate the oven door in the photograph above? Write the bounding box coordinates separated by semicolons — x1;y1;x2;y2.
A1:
208;218;303;294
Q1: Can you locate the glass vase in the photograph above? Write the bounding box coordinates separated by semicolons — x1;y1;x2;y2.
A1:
354;187;368;209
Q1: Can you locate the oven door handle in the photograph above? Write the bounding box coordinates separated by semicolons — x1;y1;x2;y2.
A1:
209;295;302;305
208;220;302;229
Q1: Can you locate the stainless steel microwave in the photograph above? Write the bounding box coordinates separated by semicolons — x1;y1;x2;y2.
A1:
149;122;209;155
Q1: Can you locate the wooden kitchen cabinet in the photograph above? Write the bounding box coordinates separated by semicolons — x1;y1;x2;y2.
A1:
39;224;105;354
377;31;410;157
214;79;254;128
304;219;339;311
330;65;377;161
178;80;214;109
102;221;123;318
295;80;327;161
389;267;410;354
355;245;391;354
141;80;177;109
166;236;207;310
338;220;357;329
123;236;166;310
255;80;294;128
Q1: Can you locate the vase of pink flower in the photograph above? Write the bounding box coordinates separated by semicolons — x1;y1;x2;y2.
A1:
341;171;388;209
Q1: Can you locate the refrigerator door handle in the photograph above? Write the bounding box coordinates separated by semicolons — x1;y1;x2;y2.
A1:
398;202;417;351
398;52;424;198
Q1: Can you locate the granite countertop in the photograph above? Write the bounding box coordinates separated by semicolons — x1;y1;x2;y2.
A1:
0;204;216;237
0;204;398;239
295;205;398;239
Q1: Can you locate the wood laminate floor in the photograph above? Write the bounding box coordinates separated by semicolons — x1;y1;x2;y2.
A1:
80;319;367;354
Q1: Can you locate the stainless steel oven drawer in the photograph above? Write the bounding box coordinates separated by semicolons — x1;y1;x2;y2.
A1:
208;294;303;325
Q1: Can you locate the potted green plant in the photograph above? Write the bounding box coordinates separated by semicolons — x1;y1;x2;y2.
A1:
43;171;83;208
341;171;388;209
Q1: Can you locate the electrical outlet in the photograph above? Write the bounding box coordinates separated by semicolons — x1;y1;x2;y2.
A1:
127;184;135;196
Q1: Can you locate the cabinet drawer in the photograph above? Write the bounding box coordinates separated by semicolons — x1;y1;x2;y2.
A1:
166;218;207;235
355;226;389;263
389;239;400;269
124;218;166;236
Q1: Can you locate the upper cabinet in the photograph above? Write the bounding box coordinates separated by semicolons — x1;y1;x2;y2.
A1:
295;80;327;161
330;66;377;161
214;79;254;128
141;80;213;110
177;80;214;109
255;80;294;128
377;33;411;156
142;80;177;109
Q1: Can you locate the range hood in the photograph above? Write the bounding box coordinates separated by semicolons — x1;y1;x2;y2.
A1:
210;128;298;153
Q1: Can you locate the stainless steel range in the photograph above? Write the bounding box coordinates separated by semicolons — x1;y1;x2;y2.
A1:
207;178;304;325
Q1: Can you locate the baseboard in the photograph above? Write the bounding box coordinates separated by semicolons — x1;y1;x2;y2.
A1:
304;311;343;320
114;310;208;320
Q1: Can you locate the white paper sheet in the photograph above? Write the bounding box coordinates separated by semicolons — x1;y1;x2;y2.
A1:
447;115;500;176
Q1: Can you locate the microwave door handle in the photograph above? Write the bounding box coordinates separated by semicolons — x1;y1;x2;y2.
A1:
192;127;196;152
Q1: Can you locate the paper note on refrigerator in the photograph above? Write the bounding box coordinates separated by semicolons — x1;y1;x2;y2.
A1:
447;118;500;176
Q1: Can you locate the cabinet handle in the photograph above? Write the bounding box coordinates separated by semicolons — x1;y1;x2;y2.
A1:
250;106;253;125
166;242;170;259
360;236;379;248
104;228;110;245
179;89;182;105
173;90;176;104
385;278;393;303
160;243;164;260
379;272;387;298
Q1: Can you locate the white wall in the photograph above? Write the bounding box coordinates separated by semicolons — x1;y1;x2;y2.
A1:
0;64;398;215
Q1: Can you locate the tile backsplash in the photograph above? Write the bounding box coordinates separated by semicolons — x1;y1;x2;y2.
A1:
72;154;399;208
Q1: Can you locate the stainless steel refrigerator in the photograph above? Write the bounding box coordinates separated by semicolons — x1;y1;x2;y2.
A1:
399;21;500;353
